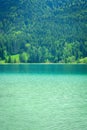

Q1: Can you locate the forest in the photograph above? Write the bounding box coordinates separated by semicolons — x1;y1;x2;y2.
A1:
0;0;87;63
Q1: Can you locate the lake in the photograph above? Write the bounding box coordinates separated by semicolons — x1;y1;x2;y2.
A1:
0;64;87;130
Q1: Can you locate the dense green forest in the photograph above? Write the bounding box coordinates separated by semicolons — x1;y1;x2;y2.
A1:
0;0;87;63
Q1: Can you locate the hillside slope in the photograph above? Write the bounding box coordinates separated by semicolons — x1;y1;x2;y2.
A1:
0;0;87;63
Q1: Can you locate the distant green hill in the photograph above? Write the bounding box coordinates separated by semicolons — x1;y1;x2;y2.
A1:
0;0;87;63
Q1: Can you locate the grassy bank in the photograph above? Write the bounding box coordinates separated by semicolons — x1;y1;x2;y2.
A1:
0;57;87;64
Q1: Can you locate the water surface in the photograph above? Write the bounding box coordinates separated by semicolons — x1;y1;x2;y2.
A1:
0;64;87;130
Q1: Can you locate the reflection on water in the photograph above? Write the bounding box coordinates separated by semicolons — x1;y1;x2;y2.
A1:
0;64;87;75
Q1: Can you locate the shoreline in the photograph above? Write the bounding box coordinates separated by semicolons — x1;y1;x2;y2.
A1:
0;63;87;65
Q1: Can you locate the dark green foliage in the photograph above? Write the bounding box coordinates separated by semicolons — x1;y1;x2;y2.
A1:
0;0;87;63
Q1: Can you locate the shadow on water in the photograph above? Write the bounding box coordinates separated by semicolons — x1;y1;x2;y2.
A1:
0;64;87;75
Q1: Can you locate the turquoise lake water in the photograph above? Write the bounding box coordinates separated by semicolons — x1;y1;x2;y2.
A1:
0;64;87;130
